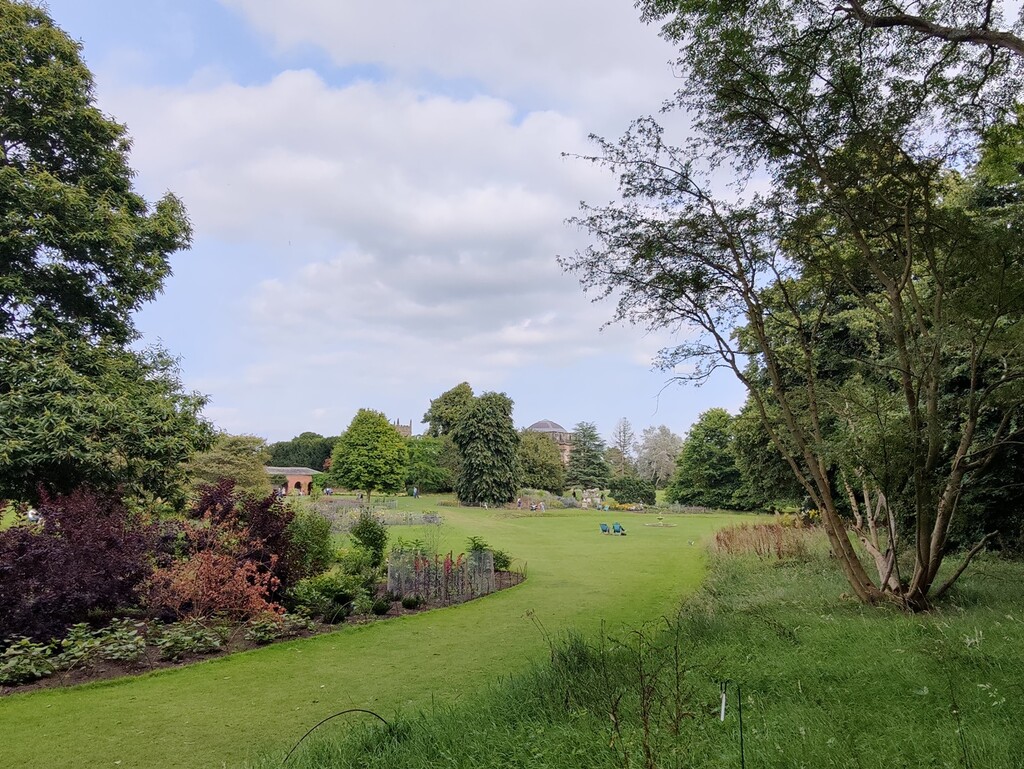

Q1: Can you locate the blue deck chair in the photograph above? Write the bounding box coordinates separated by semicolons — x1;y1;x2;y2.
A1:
600;523;610;534
612;522;622;535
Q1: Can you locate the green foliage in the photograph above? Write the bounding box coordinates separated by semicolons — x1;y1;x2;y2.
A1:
267;432;338;472
565;421;610;490
400;595;422;610
405;435;454;493
350;513;388;568
285;573;360;623
53;619;146;670
0;637;54;685
608;476;656;505
451;391;521;506
0;335;213;504
0;0;192;345
422;382;474;437
153;621;222;661
185;433;272;499
517;429;565;494
666;409;742;508
328;409;408;500
351;593;375;616
285;508;334;580
492;549;512;571
370;598;392;616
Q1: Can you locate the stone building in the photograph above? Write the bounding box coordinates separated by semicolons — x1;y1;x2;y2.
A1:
525;419;574;464
392;419;413;437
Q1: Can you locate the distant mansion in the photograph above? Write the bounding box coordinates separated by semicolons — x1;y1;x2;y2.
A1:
526;419;574;464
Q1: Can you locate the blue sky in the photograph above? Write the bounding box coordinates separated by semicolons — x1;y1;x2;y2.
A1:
44;0;747;443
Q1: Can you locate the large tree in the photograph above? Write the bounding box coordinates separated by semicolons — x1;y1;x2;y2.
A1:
0;2;209;503
0;333;213;504
422;382;475;437
564;0;1024;608
451;392;520;506
565;422;611;490
186;433;272;499
328;410;408;501
518;429;565;494
268;432;338;471
405;435;454;494
635;425;683;489
608;417;637;477
0;0;192;344
665;409;743;509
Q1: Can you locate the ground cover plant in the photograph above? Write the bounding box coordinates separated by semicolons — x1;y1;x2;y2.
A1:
0;500;728;768
259;526;1024;768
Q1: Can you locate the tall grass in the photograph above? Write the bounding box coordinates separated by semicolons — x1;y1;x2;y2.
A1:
255;536;1024;768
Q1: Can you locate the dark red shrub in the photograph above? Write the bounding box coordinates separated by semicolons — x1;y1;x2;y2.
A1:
144;480;296;620
0;488;154;642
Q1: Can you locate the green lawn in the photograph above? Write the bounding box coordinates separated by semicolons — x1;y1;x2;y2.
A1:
0;502;733;769
265;539;1024;769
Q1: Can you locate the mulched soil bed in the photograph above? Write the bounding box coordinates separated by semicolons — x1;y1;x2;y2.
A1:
1;571;525;696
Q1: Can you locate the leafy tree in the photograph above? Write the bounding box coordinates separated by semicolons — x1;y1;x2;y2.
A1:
267;432;338;471
730;399;804;512
0;3;210;505
451;392;520;506
565;0;1024;608
422;382;475;437
635;425;683;488
185;433;272;499
666;409;742;509
609;418;637;477
0;333;213;504
405;435;454;493
566;422;610;490
518;429;565;494
328;410;408;501
0;0;192;344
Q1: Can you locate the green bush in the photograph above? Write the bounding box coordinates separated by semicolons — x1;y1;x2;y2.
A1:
370;597;392;616
493;549;512;571
608;476;656;505
400;595;422;610
286;509;334;579
350;513;388;567
154;621;222;661
95;618;147;663
52;623;102;672
244;614;285;645
351;592;374;616
0;637;54;685
285;573;360;623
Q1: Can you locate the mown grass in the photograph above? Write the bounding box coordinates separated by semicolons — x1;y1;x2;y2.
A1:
0;502;730;768
258;533;1024;769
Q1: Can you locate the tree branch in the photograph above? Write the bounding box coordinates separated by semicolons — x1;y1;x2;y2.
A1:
841;1;1024;58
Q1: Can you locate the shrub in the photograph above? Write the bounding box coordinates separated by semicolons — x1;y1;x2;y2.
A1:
244;613;285;645
146;550;280;621
285;573;360;623
286;509;334;579
0;488;155;641
154;621;222;661
52;624;103;672
492;550;512;571
608;476;656;506
0;638;54;685
400;595;422;610
350;513;388;567
94;619;147;662
351;593;374;616
371;597;392;616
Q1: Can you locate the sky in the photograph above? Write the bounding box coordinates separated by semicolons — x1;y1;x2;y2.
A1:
43;0;748;444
